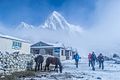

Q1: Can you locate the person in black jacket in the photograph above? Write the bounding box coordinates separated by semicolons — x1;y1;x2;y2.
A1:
91;51;97;71
97;53;104;70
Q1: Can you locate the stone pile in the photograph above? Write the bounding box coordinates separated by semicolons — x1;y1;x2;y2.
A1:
0;52;36;75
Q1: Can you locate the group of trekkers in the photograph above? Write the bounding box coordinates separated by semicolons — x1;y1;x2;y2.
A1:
88;51;104;71
73;51;104;71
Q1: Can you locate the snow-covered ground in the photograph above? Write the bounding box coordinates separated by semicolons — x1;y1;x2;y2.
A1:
23;58;120;80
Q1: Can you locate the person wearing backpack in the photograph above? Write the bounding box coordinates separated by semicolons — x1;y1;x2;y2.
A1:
97;53;104;70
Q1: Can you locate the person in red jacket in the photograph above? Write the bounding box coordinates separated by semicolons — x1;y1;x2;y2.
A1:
88;53;92;67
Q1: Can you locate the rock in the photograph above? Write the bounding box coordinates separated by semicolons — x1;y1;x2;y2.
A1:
36;75;42;78
43;75;46;77
115;61;120;64
0;75;5;78
113;54;120;58
30;78;36;80
76;76;84;78
97;77;102;79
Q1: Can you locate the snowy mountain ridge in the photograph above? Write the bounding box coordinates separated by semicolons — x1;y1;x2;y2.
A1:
16;22;35;30
16;11;83;33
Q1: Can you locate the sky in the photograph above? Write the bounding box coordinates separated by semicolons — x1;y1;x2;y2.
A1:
0;0;97;28
1;0;120;56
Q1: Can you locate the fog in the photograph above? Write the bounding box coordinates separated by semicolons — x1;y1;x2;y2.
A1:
79;0;120;56
0;0;120;57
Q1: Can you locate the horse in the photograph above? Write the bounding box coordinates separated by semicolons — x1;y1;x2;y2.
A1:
34;55;44;71
44;57;62;73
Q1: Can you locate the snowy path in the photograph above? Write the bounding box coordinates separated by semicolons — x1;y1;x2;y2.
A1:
24;58;120;80
62;58;120;80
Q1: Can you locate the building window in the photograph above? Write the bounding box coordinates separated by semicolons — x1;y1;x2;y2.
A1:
53;48;60;57
70;52;71;56
12;41;22;50
61;50;64;56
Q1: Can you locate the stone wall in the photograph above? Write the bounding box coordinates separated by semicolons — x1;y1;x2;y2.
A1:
0;52;36;75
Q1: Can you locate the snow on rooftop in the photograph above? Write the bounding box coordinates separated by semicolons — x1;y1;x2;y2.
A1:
66;47;72;50
0;33;29;43
47;42;64;48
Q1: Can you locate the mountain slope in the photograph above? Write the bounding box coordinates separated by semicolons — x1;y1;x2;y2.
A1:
16;11;83;33
42;11;83;33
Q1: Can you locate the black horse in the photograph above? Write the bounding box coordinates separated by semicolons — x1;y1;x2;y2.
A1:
44;57;62;73
34;55;44;71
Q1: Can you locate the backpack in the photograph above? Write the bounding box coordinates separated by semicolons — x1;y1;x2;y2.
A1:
91;54;96;61
88;54;92;60
75;54;80;60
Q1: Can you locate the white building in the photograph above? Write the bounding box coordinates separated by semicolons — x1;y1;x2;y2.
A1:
0;34;30;54
31;41;76;60
31;41;66;61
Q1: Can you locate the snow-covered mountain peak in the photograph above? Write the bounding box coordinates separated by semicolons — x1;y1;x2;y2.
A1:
52;11;62;17
42;11;83;33
43;11;70;30
51;11;66;21
20;22;29;27
16;22;34;30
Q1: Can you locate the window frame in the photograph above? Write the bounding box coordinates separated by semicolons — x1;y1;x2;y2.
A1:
12;40;22;50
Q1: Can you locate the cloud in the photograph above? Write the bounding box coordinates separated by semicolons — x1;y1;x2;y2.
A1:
77;0;120;56
0;22;9;34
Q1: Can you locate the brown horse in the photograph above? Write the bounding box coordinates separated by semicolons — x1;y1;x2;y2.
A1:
34;55;44;71
44;57;62;73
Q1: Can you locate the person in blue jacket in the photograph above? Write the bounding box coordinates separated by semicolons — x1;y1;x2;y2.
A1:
74;53;80;68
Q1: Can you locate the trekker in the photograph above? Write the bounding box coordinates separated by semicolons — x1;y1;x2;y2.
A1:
91;51;96;71
74;53;80;68
97;53;104;70
88;53;92;67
